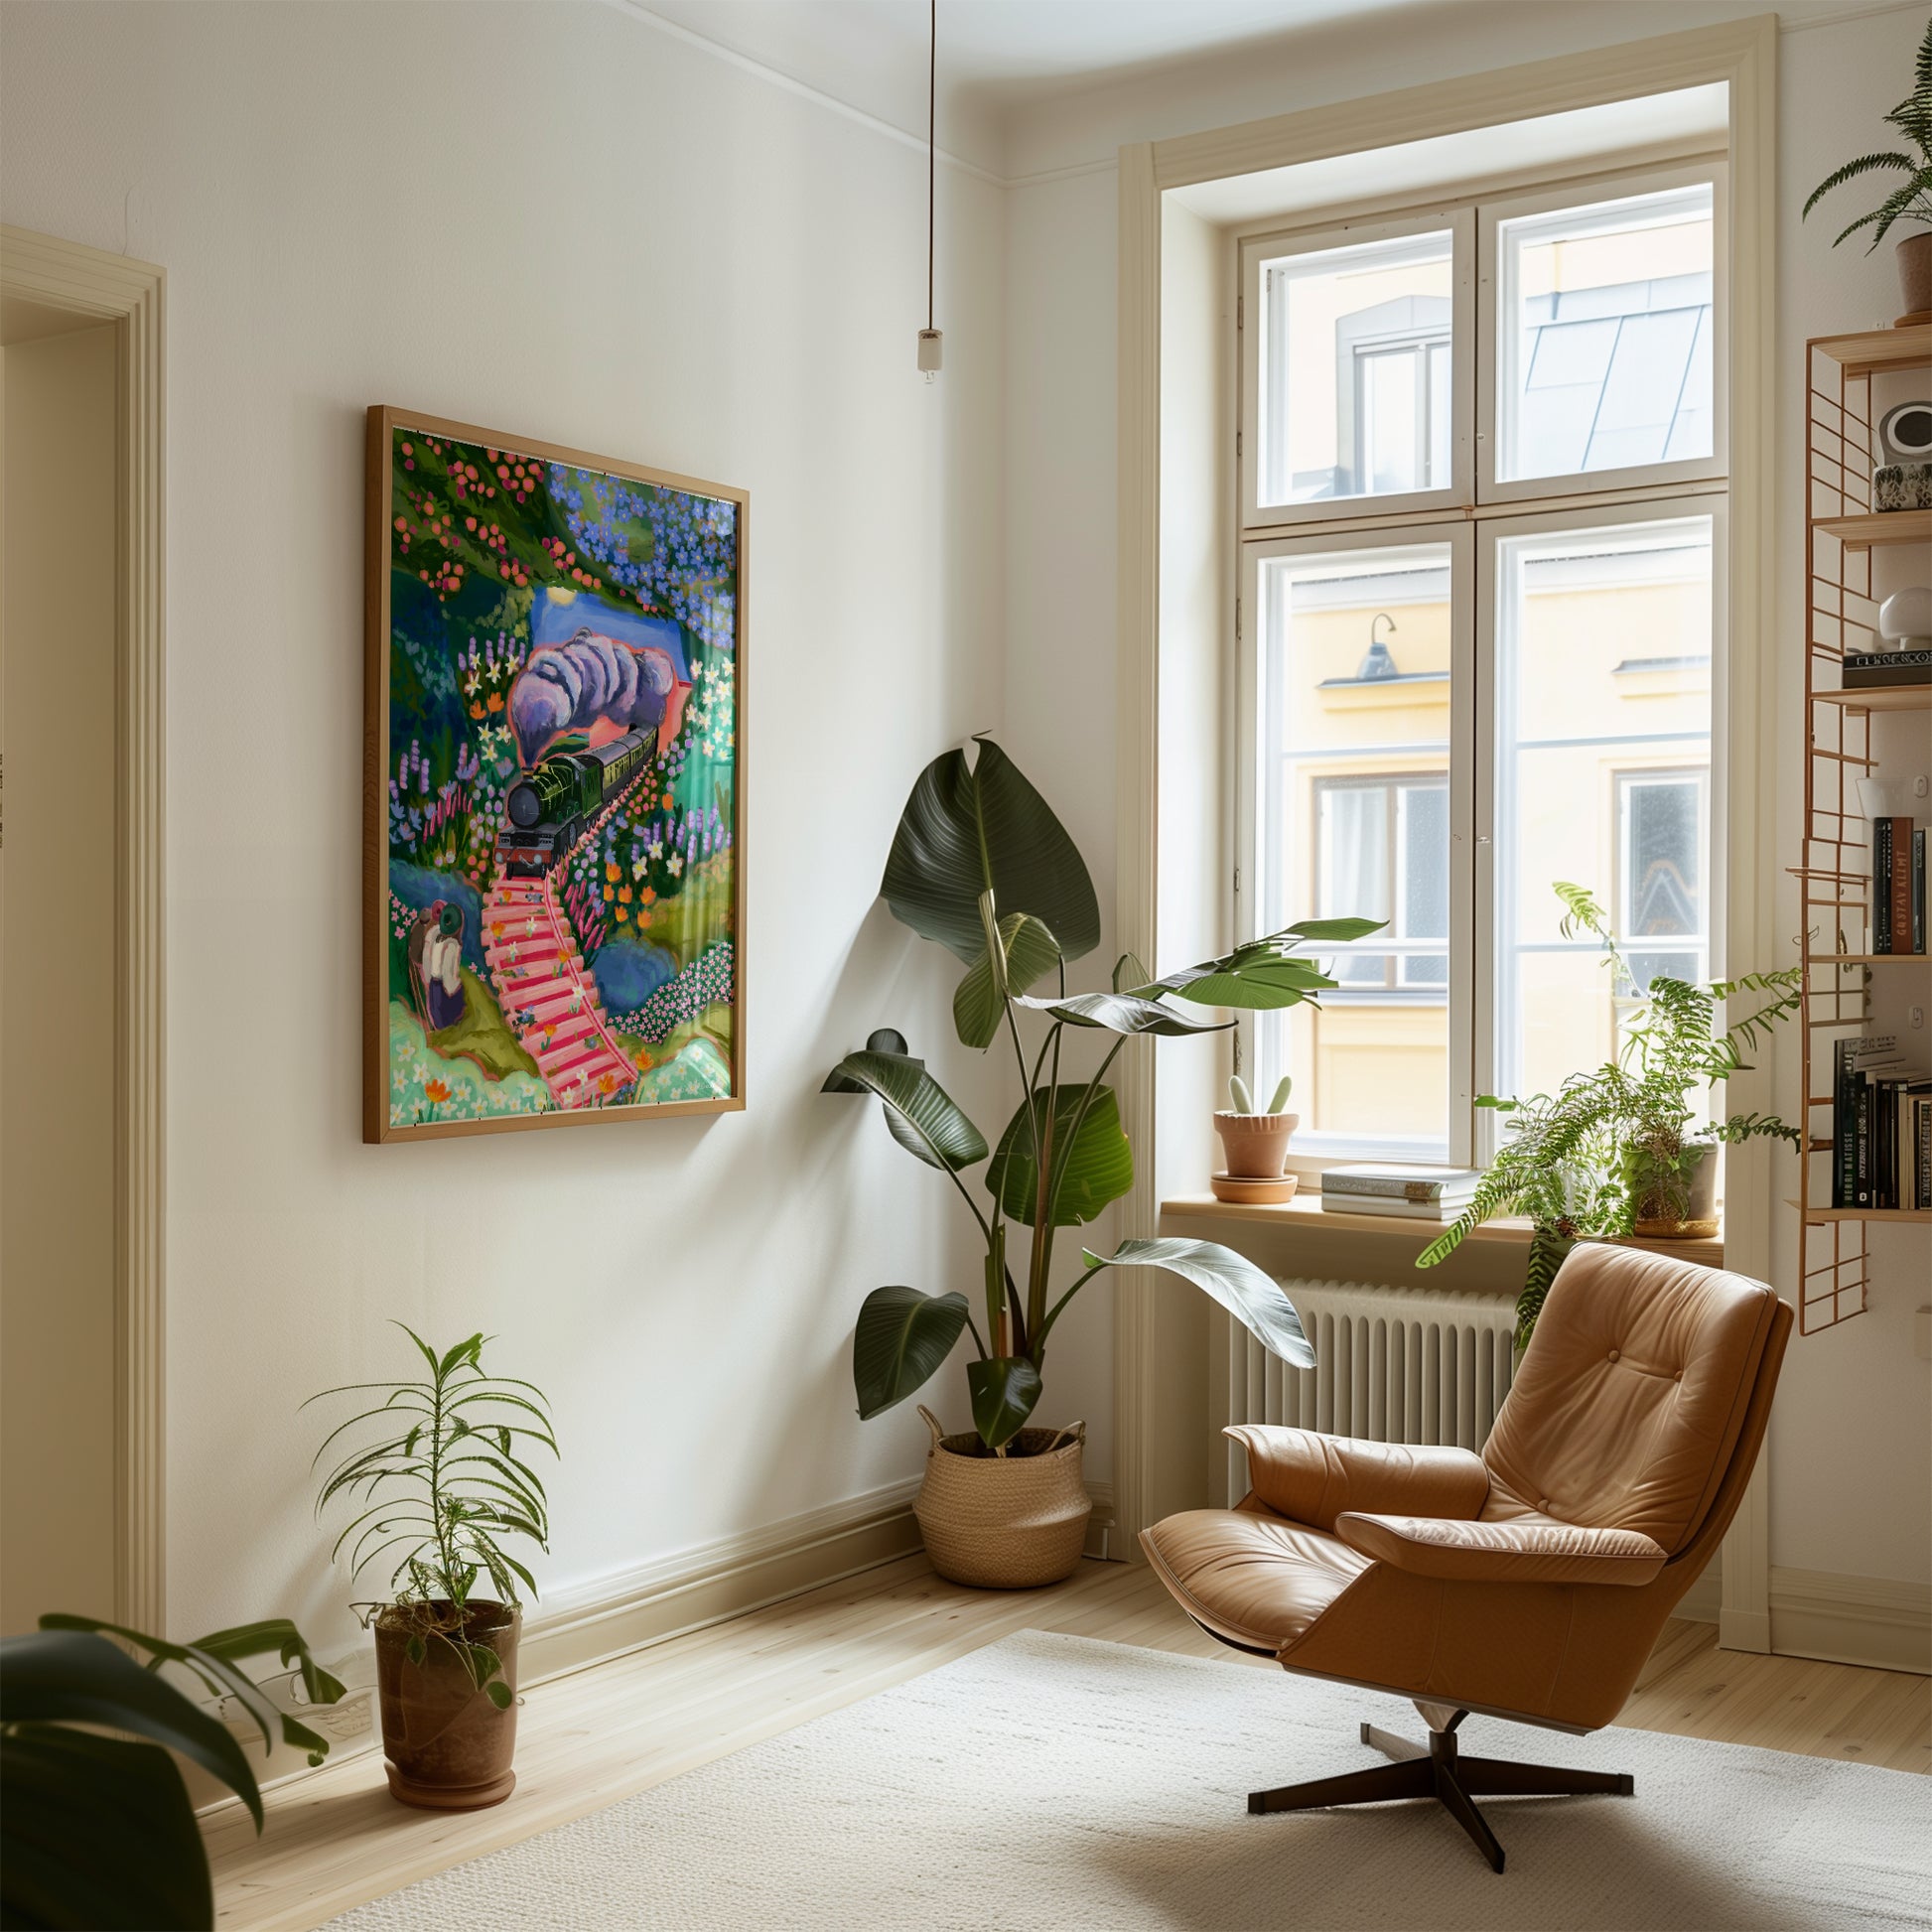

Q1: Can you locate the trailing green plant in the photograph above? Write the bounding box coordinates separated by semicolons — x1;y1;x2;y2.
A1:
1228;1073;1294;1114
1802;16;1932;251
307;1327;557;1705
1416;882;1801;1347
0;1612;344;1930
832;736;1384;1451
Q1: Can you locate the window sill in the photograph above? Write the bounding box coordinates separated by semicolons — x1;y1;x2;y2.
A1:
1162;1192;1725;1268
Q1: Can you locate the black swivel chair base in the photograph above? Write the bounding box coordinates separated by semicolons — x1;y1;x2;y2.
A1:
1247;1708;1635;1873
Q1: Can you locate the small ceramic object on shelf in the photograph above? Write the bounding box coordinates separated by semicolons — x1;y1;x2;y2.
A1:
1877;586;1932;650
1209;1172;1299;1204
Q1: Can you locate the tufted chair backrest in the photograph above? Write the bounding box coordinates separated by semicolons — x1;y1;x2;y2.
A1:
1479;1244;1781;1556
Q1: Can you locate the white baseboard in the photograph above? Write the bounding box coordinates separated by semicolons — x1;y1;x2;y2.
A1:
202;1471;1122;1811
519;1475;926;1684
1770;1567;1932;1676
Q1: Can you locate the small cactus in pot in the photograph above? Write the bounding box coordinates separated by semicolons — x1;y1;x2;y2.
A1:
1215;1073;1300;1178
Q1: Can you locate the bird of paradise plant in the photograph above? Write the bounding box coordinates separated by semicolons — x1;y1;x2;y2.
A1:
828;737;1385;1452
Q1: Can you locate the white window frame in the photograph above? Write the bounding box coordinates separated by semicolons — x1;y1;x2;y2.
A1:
1234;156;1728;1172
1478;160;1729;504
1473;491;1727;1157
1241;207;1476;531
1236;520;1476;1167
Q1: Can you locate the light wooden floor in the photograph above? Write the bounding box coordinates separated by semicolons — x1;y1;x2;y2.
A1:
207;1554;1931;1932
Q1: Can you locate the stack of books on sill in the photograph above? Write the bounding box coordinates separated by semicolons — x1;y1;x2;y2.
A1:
1320;1166;1482;1221
1869;813;1927;955
1831;1035;1932;1211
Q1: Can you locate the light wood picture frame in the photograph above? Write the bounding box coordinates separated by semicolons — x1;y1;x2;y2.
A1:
363;406;748;1143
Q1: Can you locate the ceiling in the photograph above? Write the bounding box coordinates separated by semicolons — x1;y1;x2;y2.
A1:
628;0;1446;164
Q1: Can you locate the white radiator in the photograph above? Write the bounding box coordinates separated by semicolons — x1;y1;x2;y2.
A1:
1225;1278;1518;1507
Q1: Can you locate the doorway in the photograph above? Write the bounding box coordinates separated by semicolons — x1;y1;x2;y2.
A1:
0;227;166;1634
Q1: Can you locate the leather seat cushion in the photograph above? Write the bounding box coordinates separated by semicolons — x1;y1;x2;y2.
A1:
1140;1504;1369;1653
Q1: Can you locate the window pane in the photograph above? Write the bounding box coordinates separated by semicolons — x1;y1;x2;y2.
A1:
1498;185;1714;483
1399;782;1449;986
1259;230;1452;508
1257;542;1453;1153
1493;519;1713;1105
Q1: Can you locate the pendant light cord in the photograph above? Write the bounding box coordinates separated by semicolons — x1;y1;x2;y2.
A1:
926;0;936;333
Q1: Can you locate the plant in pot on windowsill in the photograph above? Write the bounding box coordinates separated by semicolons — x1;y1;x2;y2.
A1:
1802;15;1932;320
827;736;1381;1588
308;1327;557;1811
1213;1073;1300;1202
1414;882;1800;1350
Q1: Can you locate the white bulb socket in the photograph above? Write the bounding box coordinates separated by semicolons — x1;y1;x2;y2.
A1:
917;328;943;377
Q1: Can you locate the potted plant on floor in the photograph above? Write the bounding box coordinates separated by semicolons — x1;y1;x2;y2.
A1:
308;1327;557;1810
827;737;1378;1587
0;1610;343;1930
1415;883;1800;1348
1802;17;1932;319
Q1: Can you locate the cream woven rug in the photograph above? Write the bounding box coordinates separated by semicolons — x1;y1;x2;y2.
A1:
329;1631;1930;1930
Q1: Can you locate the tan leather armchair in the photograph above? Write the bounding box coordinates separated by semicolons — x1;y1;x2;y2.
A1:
1142;1242;1791;1872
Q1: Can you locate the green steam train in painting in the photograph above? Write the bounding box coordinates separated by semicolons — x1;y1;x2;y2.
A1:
496;724;657;879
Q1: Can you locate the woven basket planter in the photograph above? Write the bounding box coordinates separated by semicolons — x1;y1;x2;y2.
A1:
913;1407;1091;1588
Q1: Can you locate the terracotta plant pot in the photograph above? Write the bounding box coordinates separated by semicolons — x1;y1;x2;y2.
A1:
373;1600;521;1809
1624;1140;1720;1239
1213;1110;1299;1178
1898;229;1932;321
912;1406;1090;1588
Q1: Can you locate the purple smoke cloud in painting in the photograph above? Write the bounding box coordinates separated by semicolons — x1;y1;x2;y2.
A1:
509;626;687;766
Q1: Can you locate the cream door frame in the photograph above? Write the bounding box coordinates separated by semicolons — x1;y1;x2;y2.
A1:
1114;17;1778;1651
2;226;167;1632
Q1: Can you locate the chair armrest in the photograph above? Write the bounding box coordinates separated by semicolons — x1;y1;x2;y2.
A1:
1335;1513;1669;1587
1225;1426;1489;1532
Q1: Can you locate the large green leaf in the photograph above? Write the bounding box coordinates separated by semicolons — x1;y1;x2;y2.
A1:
967;1356;1043;1449
1015;991;1230;1036
0;1630;261;1826
0;1727;210;1931
828;1050;988;1172
986;1085;1132;1227
853;1286;969;1419
954;911;1062;1049
1083;1237;1315;1368
1140;924;1385;1010
881;738;1099;966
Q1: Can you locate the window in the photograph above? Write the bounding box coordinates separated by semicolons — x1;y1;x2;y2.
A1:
1237;161;1725;1163
1248;215;1472;523
1488;513;1714;1107
1247;532;1470;1160
1314;775;1450;989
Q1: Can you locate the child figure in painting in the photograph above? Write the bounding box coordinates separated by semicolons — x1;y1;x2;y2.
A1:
408;902;468;1033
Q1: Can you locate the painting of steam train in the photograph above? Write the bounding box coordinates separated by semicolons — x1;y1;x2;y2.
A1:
496;725;656;877
364;406;747;1143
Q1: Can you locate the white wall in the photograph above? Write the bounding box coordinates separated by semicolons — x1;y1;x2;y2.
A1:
1767;4;1932;1587
0;0;1010;1651
1002;3;1932;1589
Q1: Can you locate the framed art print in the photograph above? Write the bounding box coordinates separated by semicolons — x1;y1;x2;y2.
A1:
364;406;747;1142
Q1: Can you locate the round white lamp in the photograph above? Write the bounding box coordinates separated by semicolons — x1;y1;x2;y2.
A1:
1877;585;1932;651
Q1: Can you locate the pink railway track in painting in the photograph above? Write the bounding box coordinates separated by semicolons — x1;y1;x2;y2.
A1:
482;877;638;1108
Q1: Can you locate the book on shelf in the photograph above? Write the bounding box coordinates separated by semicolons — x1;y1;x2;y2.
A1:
1830;1033;1931;1210
1318;1165;1481;1202
1869;815;1927;955
1842;647;1932;690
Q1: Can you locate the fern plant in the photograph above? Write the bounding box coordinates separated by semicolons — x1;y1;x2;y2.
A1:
1417;883;1801;1347
1802;16;1932;251
307;1327;558;1705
